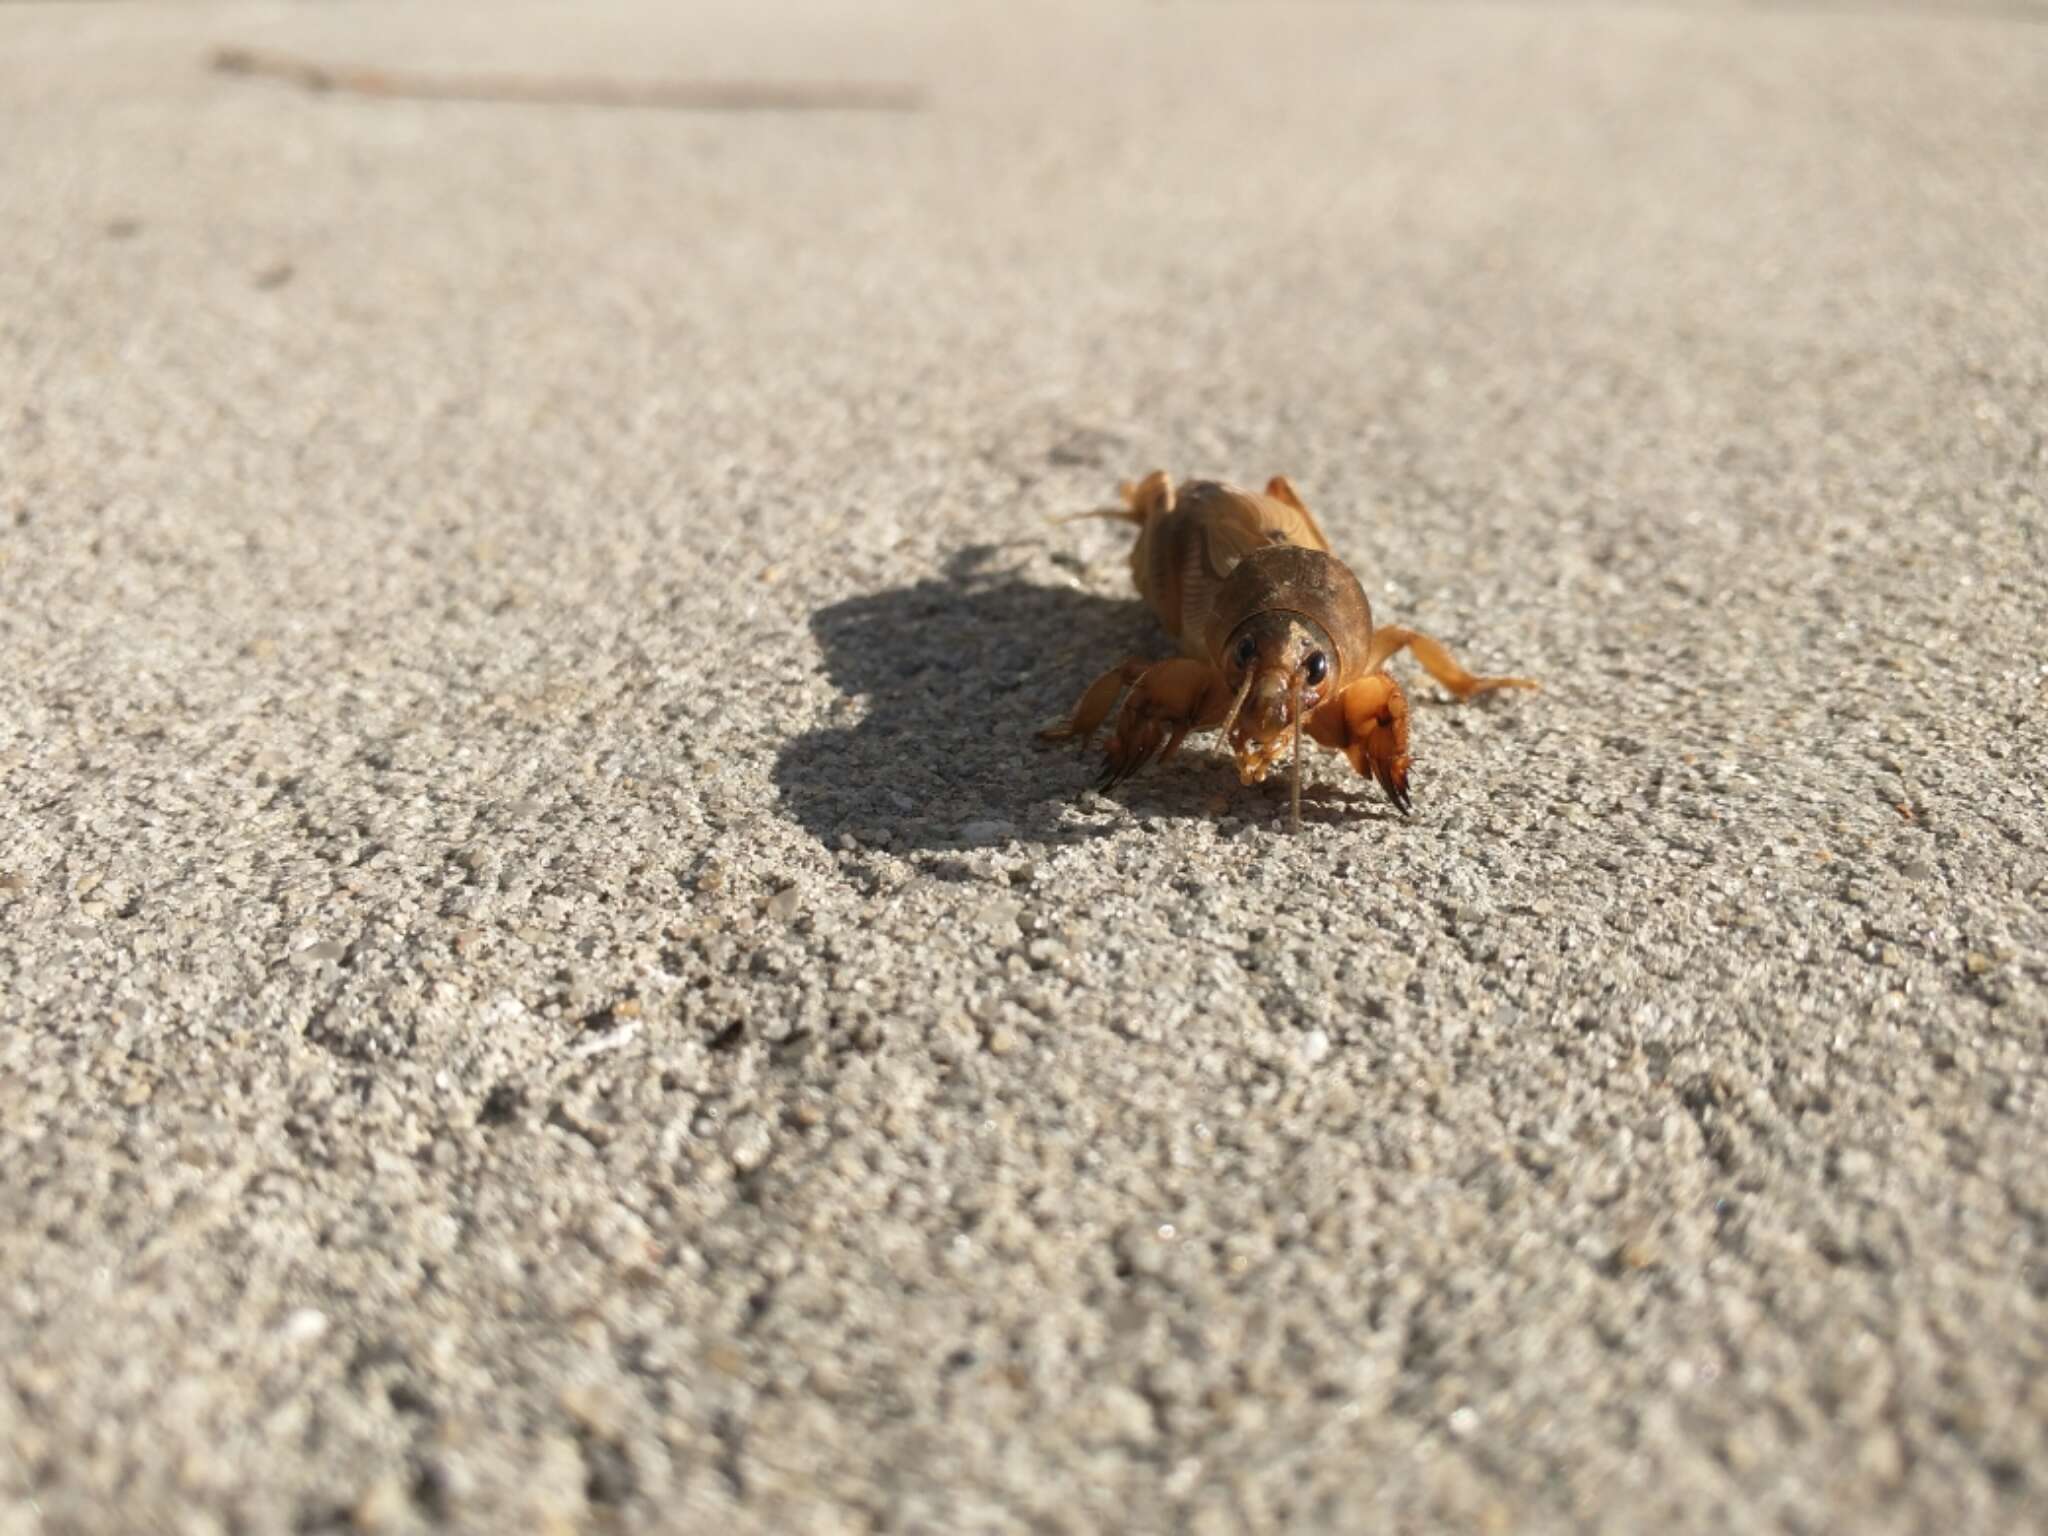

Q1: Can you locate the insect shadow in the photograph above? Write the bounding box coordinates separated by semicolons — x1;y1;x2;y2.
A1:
774;542;1313;851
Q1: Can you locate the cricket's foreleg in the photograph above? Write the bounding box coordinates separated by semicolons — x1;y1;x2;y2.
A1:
1307;673;1413;813
1041;658;1152;747
1097;658;1232;790
1365;626;1538;701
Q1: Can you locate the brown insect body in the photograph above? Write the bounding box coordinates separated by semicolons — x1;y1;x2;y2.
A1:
1044;471;1537;829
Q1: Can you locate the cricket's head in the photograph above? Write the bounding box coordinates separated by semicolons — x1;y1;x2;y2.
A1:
1204;541;1375;831
1217;611;1334;788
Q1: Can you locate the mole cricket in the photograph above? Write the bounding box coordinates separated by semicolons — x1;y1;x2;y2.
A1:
1042;472;1538;830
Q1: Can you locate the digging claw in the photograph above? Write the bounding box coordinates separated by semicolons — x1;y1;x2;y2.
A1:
1096;726;1176;792
1072;658;1225;798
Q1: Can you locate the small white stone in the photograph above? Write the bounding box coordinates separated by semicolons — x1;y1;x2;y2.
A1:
1301;1029;1332;1065
724;1113;774;1173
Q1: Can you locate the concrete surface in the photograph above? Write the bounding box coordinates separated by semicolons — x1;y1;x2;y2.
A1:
3;1;2045;1531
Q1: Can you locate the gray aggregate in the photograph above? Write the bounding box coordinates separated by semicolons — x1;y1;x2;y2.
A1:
2;2;2045;1533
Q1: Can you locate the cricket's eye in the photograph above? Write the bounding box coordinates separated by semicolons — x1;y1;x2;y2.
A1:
1234;634;1258;669
1303;650;1329;686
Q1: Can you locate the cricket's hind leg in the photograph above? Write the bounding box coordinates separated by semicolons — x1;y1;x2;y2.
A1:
1055;469;1175;531
1365;627;1539;701
1119;470;1175;520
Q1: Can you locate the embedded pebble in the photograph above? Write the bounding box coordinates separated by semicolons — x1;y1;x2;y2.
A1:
724;1114;774;1173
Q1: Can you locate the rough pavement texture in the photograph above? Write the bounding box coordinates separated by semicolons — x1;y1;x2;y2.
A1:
4;2;2046;1532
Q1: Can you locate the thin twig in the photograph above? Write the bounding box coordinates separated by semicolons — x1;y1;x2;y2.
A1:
210;46;926;112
